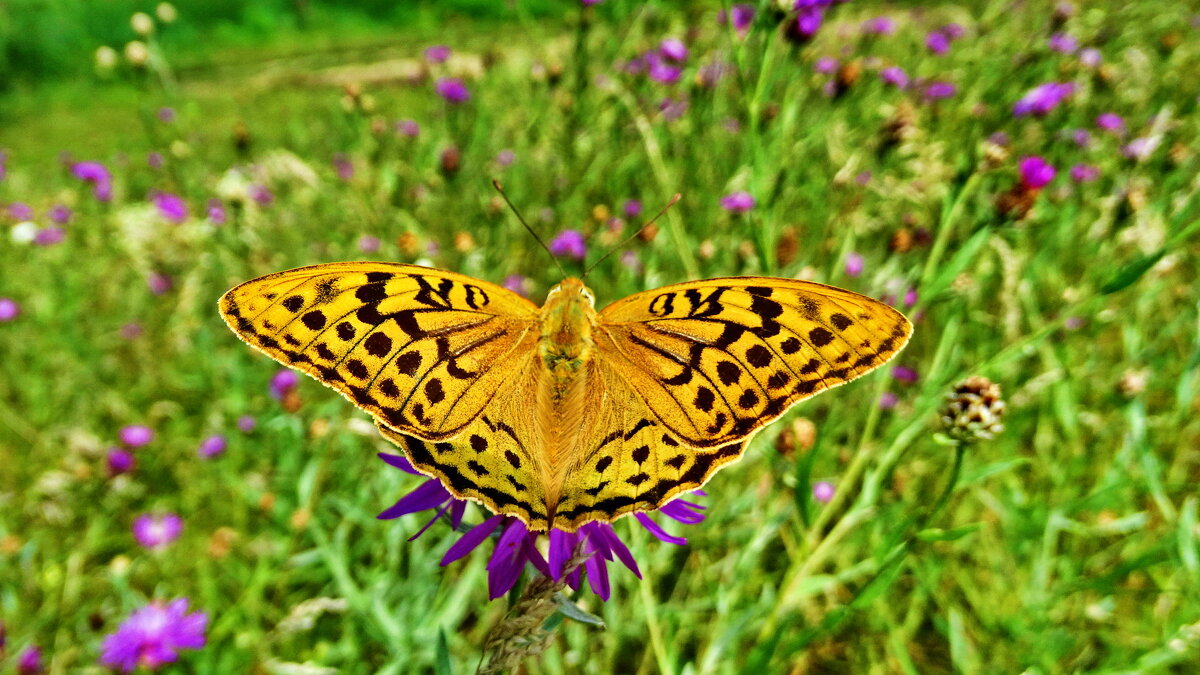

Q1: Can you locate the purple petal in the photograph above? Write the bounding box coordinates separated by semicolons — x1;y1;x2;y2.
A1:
660;499;706;524
448;500;467;529
377;452;422;475
521;535;551;577
588;523;641;578
549;529;576;581
377;479;450;519
636;512;687;545
583;541;612;601
486;519;530;598
409;502;453;541
441;514;505;566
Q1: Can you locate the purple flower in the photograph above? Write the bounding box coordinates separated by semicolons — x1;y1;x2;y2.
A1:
645;53;681;84
720;191;755;213
270;369;300;400
120;322;142;339
1019;156;1056;189
879;391;899;410
107;448;136;476
659;38;687;62
424;45;451;64
198;435;227;459
1072;128;1092;147
152;192;187;223
1096;112;1125;133
1048;32;1078;54
249;184;273;205
926;31;950;55
814;56;838;74
793;8;825;39
147;272;173;296
502;274;531;297
237;415;257;433
1122;136;1160;162
7;202;33;220
72;161;114;202
0;298;20;322
582;0;603;5
620;250;642;273
358;235;381;253
719;4;755;36
892;365;919;384
812;481;835;504
1069;163;1100;183
132;513;183;549
1012;82;1075;117
623;199;643;218
49;204;72;224
99;598;207;672
33;227;65;246
862;16;895;35
844;252;864;277
206;199;227;225
880;66;908;88
333;153;354;181
147;152;164;170
658;97;689;120
1079;48;1102;68
18;645;43;674
941;23;965;40
988;131;1011;146
495;149;516;167
548;230;587;260
922;81;957;101
396;119;420;137
435;78;471;104
903;287;918;308
120;425;154;448
378;453;706;601
157;107;175;123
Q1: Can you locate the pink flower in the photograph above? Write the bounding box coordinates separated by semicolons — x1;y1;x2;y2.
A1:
107;448;136;476
1018;156;1056;189
1096;112;1125;133
152;192;187;223
132;513;183;549
1069;163;1100;182
435;78;470;103
812;481;835;504
720;191;755;213
659;38;687;62
424;45;451;64
120;425;154;448
880;66;908;88
926;31;950;55
197;435;227;459
844;252;864;277
0;298;20;322
99;599;207;672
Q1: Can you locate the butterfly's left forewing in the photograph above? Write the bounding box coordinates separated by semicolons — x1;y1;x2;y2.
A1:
595;277;911;448
220;262;539;440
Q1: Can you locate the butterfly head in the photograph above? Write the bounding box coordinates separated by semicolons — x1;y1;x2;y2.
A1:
539;278;598;365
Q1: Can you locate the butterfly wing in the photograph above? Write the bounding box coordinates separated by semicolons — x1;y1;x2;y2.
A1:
220;262;539;440
595;277;912;448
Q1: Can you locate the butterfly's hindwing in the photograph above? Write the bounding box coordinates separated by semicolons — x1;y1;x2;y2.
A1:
597;278;912;447
220;263;539;439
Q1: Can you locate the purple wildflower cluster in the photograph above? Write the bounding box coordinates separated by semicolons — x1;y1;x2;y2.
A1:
1013;82;1075;117
99;599;208;672
378;453;706;600
788;0;851;42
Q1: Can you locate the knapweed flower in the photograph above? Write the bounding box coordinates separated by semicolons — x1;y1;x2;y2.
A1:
718;4;755;36
99;599;207;672
270;369;299;400
812;481;835;504
197;435;227;459
34;227;65;246
814;56;838;74
880;66;908;88
548;230;587;260
72;161;113;202
1071;128;1091;147
333;153;354;181
1096;112;1125;134
645;52;681;84
844;251;864;277
120;322;142;339
377;453;706;600
435;78;471;104
49;204;72;224
424;45;451;64
152;192;187;223
502;274;531;297
358;235;381;253
120;425;154;448
147;153;164;173
395;119;420;137
206;199;227;225
941;23;965;40
1079;47;1102;68
1012;82;1074;117
1018;156;1056;189
7;202;33;220
132;513;183;549
622;199;643;218
1048;32;1078;54
249;184;273;205
237;415;256;433
18;645;42;674
495;149;516;167
147;272;173;296
1122;136;1161;162
940;376;1006;443
892;365;919;384
107;448;136;476
659;38;687;62
922;81;956;101
879;391;899;410
720;191;755;213
1069;163;1099;182
157;107;175;123
862;16;895;35
926;31;950;55
0;298;20;322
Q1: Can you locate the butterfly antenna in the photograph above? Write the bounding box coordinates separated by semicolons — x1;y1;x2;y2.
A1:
492;179;569;278
583;192;682;278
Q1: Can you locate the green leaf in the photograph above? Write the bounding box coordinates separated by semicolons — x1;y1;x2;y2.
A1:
1100;249;1166;294
434;627;453;675
553;592;606;628
916;524;981;542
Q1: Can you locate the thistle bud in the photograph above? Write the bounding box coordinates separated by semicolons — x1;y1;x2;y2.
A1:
940;376;1006;443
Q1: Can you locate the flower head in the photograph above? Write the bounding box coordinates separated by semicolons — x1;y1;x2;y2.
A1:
132;513;183;549
812;481;835;504
844;251;864;277
197;435;227;459
1069;163;1099;183
1122;136;1160;162
72;161;113;202
862;16;895;35
720;191;755;213
396;119;420;137
659;38;687;62
147;272;173;296
7;202;33;220
502;275;531;297
922;81;957;101
18;645;43;674
435;78;470;104
1048;32;1078;54
892;365;919;384
378;453;705;601
926;31;950;55
814;56;838;74
99;599;207;672
424;45;451;64
548;230;587;260
0;298;20;322
237;415;257;433
1079;47;1102;68
880;66;908;88
50;204;73;224
1012;82;1074;117
34;227;65;246
206;199;227;225
120;425;154;447
152;192;187;223
940;376;1006;443
358;234;381;253
1096;112;1125;133
107;448;136;476
1018;156;1056;189
719;4;755;36
270;369;299;400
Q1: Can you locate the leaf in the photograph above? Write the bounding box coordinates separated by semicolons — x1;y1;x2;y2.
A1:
915;524;981;542
1100;248;1166;295
553;592;606;628
434;628;453;675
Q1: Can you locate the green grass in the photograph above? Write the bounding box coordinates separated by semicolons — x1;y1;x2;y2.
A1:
2;1;1200;672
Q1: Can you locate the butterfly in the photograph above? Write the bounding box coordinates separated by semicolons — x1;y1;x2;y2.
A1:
220;263;911;532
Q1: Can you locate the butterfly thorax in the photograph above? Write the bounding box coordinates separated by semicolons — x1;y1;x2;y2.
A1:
537;278;597;374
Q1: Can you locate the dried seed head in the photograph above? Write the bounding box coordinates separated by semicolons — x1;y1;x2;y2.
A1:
940;376;1006;443
1117;369;1148;398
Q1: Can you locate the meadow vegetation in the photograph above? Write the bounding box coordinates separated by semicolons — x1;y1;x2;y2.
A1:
1;1;1199;672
